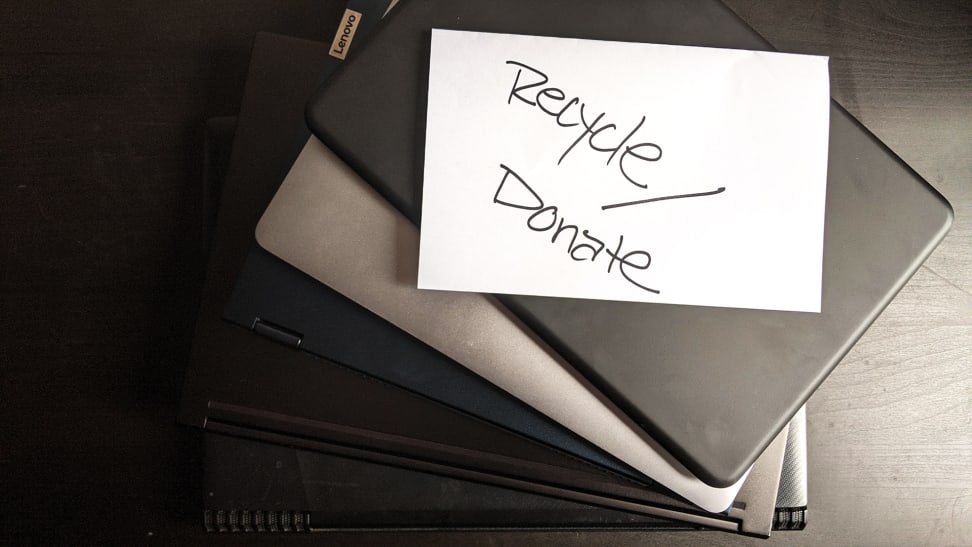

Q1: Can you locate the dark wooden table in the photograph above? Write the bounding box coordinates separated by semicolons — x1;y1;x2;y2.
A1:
2;1;969;545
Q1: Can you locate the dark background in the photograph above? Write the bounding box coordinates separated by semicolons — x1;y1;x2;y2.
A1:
2;1;969;545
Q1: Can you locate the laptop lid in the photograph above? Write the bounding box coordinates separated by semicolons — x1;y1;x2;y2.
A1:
225;245;647;484
201;428;789;537
303;0;952;486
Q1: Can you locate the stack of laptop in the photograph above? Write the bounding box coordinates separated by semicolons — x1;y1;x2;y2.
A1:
179;0;950;539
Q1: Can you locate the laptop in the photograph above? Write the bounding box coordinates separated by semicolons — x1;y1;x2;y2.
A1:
299;0;952;487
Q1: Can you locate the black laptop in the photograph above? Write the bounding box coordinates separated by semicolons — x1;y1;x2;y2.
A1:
304;0;952;487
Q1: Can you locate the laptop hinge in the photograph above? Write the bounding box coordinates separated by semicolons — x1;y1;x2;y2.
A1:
252;318;303;349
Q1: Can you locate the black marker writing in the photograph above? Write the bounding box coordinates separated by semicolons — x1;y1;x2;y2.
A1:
504;59;728;210
505;60;663;189
602;187;727;211
494;164;660;294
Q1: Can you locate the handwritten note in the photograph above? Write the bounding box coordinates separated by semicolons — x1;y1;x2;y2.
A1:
418;30;830;312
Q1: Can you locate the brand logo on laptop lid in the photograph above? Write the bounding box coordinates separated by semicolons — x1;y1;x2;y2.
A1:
330;8;362;60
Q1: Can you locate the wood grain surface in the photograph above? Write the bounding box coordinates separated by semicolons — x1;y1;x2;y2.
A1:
1;1;969;545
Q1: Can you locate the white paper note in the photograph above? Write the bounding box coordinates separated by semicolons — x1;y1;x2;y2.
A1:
419;29;830;312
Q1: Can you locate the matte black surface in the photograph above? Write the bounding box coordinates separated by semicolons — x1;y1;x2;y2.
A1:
204;432;683;530
305;0;952;487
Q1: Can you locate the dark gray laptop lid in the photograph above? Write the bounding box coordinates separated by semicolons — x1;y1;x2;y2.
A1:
305;0;952;487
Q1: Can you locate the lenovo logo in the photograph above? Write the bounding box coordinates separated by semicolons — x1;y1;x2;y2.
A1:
329;8;363;60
